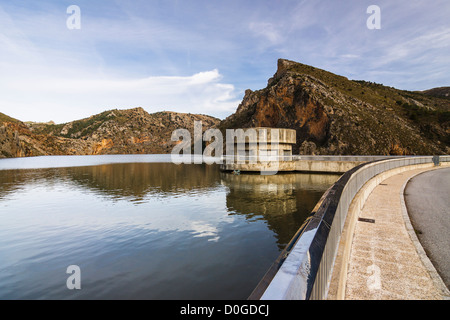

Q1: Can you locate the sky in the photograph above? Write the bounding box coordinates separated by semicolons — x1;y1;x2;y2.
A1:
0;0;449;123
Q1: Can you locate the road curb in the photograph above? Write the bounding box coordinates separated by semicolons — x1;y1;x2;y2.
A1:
399;166;450;300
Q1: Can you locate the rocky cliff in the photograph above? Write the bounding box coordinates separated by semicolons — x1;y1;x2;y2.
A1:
0;108;220;158
0;115;48;158
220;59;449;155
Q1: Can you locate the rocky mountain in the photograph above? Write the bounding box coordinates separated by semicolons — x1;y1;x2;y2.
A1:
220;59;449;155
1;108;220;158
1;59;449;158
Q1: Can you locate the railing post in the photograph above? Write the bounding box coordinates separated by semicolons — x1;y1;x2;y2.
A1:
432;155;440;166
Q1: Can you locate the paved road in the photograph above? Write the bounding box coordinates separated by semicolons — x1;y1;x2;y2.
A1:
404;167;450;290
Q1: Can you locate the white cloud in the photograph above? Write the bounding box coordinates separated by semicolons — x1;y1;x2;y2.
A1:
340;54;360;59
0;68;240;123
369;27;450;68
0;2;252;123
1;0;449;122
0;6;240;123
248;22;284;45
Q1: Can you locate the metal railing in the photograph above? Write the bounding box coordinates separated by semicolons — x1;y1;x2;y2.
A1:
249;155;450;300
293;155;405;161
220;155;405;165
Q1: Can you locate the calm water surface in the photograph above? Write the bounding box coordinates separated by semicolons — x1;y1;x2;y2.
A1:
0;155;339;299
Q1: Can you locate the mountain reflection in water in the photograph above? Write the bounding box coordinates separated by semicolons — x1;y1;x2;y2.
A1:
0;158;339;299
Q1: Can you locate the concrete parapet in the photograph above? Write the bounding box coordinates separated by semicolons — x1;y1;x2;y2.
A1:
294;160;366;173
249;155;450;300
328;163;442;299
221;155;404;173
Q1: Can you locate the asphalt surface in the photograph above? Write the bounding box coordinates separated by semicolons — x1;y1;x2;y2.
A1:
404;167;450;290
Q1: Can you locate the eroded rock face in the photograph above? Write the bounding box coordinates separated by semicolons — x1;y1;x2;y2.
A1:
220;59;450;155
0;122;47;158
221;74;331;153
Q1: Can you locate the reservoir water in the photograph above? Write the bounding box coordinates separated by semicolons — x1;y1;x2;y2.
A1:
0;155;339;299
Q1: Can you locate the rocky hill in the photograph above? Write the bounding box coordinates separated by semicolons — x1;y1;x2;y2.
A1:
421;87;450;99
220;59;449;155
1;108;220;158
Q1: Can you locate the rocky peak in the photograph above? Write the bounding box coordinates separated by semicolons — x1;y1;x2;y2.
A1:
221;59;450;155
276;58;297;75
267;58;299;86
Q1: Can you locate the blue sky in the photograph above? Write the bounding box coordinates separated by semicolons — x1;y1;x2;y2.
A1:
0;0;449;123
